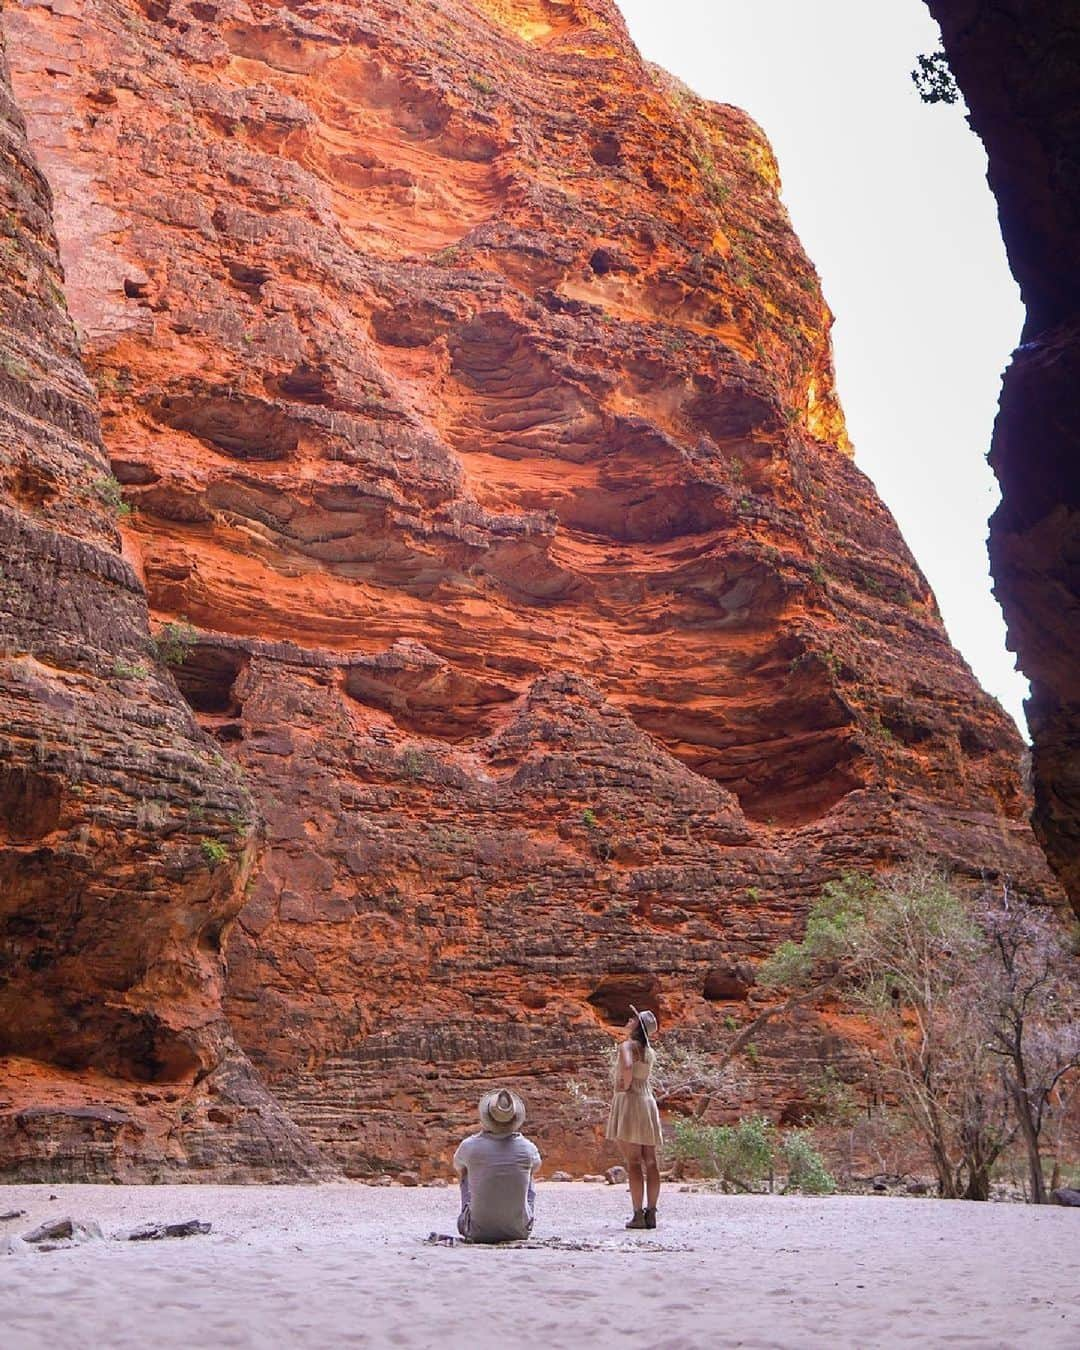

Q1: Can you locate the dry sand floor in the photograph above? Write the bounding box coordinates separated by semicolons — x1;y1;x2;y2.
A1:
0;1182;1076;1348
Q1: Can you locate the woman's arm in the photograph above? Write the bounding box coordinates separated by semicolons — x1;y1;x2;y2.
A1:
616;1041;635;1092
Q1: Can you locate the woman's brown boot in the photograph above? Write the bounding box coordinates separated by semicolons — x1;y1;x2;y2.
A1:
644;1207;657;1229
625;1208;647;1229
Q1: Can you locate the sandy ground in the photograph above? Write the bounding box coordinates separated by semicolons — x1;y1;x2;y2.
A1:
0;1182;1076;1349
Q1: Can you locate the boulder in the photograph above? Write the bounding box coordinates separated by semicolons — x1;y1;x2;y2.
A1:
22;1216;102;1248
128;1220;212;1240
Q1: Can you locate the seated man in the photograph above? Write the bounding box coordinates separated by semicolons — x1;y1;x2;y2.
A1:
453;1088;541;1243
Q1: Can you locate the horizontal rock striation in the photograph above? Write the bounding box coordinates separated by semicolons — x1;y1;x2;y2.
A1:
0;0;1060;1175
0;24;326;1180
927;0;1080;913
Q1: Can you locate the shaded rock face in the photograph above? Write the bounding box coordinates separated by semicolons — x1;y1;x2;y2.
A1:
0;0;1059;1176
925;1;1080;914
0;27;325;1181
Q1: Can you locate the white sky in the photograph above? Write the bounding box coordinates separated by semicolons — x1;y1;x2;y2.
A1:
615;0;1029;733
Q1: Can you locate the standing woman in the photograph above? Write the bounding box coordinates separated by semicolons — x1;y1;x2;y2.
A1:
605;1004;662;1229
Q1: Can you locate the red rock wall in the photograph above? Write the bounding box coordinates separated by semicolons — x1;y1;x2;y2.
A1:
926;0;1080;914
0;21;325;1180
0;0;1060;1177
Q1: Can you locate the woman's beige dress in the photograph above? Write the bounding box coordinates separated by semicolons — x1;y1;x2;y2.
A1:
605;1045;663;1147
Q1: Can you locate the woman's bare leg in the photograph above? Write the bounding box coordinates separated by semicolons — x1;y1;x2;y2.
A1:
622;1144;645;1212
643;1145;661;1209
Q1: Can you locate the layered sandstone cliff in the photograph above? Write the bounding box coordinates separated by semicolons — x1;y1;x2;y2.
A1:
926;0;1080;914
0;0;1060;1178
0;23;326;1180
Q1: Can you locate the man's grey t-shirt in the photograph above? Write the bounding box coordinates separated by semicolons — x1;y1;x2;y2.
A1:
453;1131;541;1242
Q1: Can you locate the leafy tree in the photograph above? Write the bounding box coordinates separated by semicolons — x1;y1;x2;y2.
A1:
978;889;1080;1203
763;866;1004;1199
761;865;1079;1201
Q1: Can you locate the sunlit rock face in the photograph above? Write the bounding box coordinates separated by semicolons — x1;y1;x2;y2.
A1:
927;0;1080;915
0;0;1058;1177
0;25;327;1181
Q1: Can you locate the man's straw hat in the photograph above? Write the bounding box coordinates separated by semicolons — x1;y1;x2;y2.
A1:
478;1087;527;1135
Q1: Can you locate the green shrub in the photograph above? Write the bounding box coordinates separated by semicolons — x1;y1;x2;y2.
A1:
200;838;229;869
670;1119;721;1174
672;1117;836;1195
779;1131;836;1195
112;658;150;681
154;620;198;667
671;1116;774;1192
92;474;132;517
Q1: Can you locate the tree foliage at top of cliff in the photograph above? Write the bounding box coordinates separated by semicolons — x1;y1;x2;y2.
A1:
912;49;960;105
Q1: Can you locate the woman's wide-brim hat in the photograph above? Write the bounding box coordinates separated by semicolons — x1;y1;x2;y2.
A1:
478;1087;527;1135
629;1004;658;1047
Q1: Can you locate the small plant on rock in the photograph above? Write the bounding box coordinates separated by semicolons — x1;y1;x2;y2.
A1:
200;838;230;869
154;619;198;667
92;474;131;517
112;657;150;681
0;353;30;380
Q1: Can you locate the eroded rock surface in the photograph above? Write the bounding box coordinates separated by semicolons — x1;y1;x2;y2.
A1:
0;24;325;1181
926;0;1080;913
0;0;1060;1176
